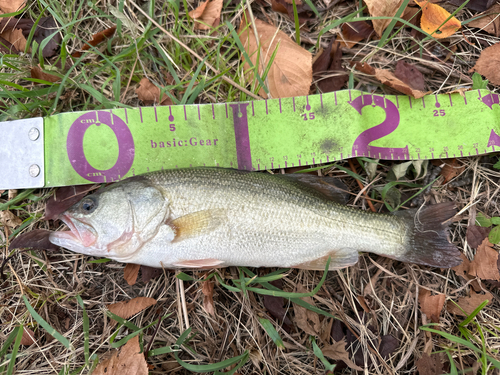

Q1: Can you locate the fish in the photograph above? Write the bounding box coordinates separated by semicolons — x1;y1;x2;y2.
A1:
48;168;462;270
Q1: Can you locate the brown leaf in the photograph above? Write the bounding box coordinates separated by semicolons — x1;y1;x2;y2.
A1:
189;0;223;30
271;0;314;24
439;158;465;183
354;62;428;98
136;77;173;105
447;290;492;316
1;28;26;52
263;280;293;331
31;65;60;83
124;263;141;286
322;340;364;372
418;289;445;323
72;26;116;58
471;42;500;86
0;35;17;53
379;335;399;359
395;6;422;28
292;285;320;336
21;327;35;346
339;21;374;48
468;4;500;37
466;225;491;249
0;0;26;14
0;210;22;229
202;278;216;316
364;0;405;37
107;297;157;321
416;352;445;375
394;60;426;92
312;39;348;93
141;265;162;283
449;0;496;12
471;239;500;280
238;13;312;98
10;230;59;251
44;185;92;220
93;336;148;375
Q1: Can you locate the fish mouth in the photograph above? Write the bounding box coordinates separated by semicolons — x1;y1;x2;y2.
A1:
57;214;98;247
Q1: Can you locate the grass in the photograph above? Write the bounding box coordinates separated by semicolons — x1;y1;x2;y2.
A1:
1;0;500;373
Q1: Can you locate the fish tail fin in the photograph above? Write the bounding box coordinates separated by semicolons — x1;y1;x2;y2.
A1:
293;248;359;270
390;202;462;268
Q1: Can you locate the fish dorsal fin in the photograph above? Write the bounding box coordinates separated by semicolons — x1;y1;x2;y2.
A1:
168;209;226;243
278;174;349;204
293;248;359;270
172;258;225;268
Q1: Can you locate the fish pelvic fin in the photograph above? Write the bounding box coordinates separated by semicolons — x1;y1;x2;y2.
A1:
168;209;226;243
292;248;359;270
172;258;225;268
391;202;462;268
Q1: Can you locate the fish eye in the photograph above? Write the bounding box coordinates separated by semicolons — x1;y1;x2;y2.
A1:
80;198;97;214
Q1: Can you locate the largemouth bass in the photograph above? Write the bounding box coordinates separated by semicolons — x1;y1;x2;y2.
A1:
49;168;462;269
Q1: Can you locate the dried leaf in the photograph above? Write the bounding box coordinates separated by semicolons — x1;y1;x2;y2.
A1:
202;278;216;316
468;4;500;37
21;327;35;346
354;62;427;98
363;0;405;37
470;42;500;86
124;263;141;286
141;265;162;283
466;225;491;249
379;335;399;359
312;39;348;93
44;185;91;220
439;158;465;183
322;340;364;372
0;0;25;14
107;297;157;321
0;35;17;53
453;239;500;281
238;13;312;99
31;65;60;83
339;21;374;48
73;26;116;58
447;290;492;316
292;285;321;336
415;0;461;38
10;230;59;251
416;352;445;375
449;0;496;12
93;336;148;375
418;289;445;323
136;77;173;105
189;0;223;30
263;280;293;331
1;28;26;52
0;210;22;229
271;0;314;24
394;60;426;92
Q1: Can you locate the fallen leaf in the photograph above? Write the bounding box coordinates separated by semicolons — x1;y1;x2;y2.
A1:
201;278;216;315
0;0;25;14
141;266;162;283
292;285;321;336
415;0;461;38
471;238;500;280
1;28;26;52
107;297;157;321
271;0;314;24
363;0;405;37
312;38;348;93
44;185;92;220
263;280;293;331
449;0;496;12
470;42;500;86
379;335;399;359
238;13;312;98
10;230;59;251
0;210;22;229
0;35;17;53
439;158;465;183
466;225;491;249
124;263;141;286
468;4;500;37
322;340;364;372
396;6;422;28
93;336;148;375
136;77;173;105
339;21;374;48
31;65;60;83
21;327;35;346
354;62;427;98
189;0;223;30
72;26;116;58
394;60;426;92
447;290;492;316
416;352;445;375
419;289;445;323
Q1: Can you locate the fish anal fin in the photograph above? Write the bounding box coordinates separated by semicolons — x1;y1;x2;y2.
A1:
293;249;358;270
168;209;226;243
173;258;224;268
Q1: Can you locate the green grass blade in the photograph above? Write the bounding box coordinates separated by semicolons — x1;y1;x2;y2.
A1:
259;318;284;349
147;345;176;357
76;296;90;366
6;325;24;375
292;0;301;45
459;300;489;327
377;0;410;47
312;337;335;371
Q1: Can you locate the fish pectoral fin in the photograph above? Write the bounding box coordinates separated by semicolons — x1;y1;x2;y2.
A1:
292;248;359;270
168;209;226;243
172;258;225;268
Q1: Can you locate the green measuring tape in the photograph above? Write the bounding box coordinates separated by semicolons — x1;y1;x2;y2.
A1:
2;89;500;189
